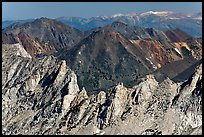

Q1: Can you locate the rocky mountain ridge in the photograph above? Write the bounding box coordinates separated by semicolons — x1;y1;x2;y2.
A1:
57;21;202;91
2;18;202;91
3;11;202;37
2;17;83;57
56;11;202;37
2;43;202;135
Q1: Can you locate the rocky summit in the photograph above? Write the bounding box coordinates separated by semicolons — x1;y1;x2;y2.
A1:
1;10;202;135
2;18;202;92
2;43;202;135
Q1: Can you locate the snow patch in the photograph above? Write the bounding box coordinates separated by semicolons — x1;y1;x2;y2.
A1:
140;11;173;16
146;58;157;69
111;13;125;18
174;48;182;56
168;17;180;20
95;128;105;135
111;13;137;18
130;40;134;44
146;58;153;65
96;16;109;19
193;17;202;20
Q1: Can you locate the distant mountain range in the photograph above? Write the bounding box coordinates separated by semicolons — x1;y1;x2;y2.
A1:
2;11;202;37
2;10;202;135
2;17;202;91
2;19;35;29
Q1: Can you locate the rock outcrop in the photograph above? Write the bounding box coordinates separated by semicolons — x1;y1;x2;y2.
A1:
2;43;202;135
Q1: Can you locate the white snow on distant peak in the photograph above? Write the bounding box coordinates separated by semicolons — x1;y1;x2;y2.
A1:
126;13;137;16
193;17;202;20
96;15;109;19
111;13;137;18
140;11;174;16
111;13;125;18
168;17;180;20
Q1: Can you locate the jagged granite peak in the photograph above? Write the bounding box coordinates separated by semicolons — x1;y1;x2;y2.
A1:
2;43;81;134
2;43;202;135
2;43;32;59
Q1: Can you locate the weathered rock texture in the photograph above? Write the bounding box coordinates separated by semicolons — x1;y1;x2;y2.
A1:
2;18;83;57
3;18;202;91
2;43;202;135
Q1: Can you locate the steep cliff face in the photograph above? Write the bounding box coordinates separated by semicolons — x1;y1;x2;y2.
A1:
2;43;81;134
2;44;202;135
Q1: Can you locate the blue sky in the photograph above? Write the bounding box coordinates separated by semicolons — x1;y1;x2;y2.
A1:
2;2;202;20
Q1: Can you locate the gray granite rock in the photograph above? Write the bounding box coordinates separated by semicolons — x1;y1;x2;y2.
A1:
2;43;202;135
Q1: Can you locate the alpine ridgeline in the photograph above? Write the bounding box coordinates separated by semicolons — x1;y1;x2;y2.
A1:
2;43;202;135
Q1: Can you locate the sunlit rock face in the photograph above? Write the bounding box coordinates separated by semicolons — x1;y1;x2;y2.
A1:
2;43;202;135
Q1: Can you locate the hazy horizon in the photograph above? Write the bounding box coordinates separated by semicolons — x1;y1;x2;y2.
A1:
2;2;202;21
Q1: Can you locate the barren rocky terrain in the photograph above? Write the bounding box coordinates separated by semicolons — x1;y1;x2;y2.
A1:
2;43;202;135
2;11;202;135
